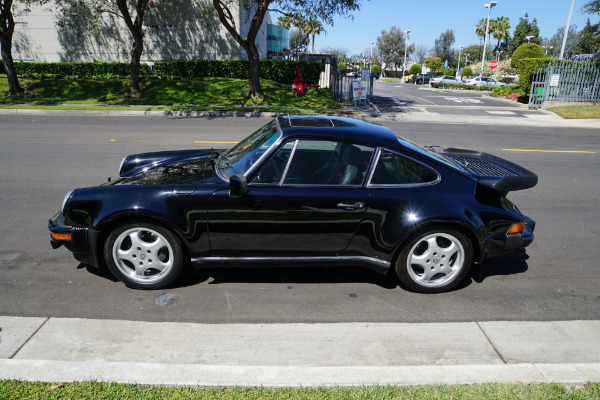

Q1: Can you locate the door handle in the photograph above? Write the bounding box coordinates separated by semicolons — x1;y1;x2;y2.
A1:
337;202;365;210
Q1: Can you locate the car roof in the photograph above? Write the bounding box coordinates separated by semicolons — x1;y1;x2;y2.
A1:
276;115;400;149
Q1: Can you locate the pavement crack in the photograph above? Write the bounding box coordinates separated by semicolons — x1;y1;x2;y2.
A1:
476;322;507;364
9;317;50;359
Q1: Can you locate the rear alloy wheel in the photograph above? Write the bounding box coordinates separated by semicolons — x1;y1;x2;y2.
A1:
396;229;472;293
104;222;184;289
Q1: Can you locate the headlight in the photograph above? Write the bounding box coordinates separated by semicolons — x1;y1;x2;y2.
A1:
62;190;74;213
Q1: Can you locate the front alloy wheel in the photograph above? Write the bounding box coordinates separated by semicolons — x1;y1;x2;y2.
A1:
396;229;472;293
104;222;184;289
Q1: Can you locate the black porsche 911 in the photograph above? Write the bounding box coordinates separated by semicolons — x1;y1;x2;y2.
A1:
49;115;537;293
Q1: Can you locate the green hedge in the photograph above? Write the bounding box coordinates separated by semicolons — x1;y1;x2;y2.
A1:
1;61;148;79
152;59;321;84
1;59;322;84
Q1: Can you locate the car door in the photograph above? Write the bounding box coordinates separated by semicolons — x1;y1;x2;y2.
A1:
207;139;376;257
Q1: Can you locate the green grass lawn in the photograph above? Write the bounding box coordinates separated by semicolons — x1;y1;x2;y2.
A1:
546;104;600;119
0;78;343;113
1;381;599;400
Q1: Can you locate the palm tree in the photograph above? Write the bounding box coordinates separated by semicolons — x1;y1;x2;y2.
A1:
303;18;325;53
475;18;487;45
492;16;511;50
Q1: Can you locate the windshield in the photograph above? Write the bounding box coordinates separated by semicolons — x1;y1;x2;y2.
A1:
217;120;280;179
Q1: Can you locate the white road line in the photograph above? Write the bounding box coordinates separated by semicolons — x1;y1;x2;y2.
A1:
487;111;516;115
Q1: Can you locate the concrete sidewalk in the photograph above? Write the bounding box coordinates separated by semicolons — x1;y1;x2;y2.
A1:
1;317;599;386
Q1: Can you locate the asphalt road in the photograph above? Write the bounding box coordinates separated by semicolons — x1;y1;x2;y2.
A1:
372;80;535;117
1;114;599;323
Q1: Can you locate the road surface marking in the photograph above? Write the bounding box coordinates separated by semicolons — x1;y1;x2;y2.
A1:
487;111;516;115
503;149;596;154
195;141;238;144
380;87;437;105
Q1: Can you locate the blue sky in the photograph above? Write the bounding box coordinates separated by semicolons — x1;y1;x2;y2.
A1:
313;0;597;56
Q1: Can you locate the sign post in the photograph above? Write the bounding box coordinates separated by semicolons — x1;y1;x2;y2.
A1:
352;81;367;105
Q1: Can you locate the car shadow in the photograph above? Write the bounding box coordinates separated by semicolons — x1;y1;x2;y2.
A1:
469;251;530;284
176;265;400;290
77;262;119;283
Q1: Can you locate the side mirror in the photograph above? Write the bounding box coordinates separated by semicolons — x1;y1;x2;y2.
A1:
229;174;248;198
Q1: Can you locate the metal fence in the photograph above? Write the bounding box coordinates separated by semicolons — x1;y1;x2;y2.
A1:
332;74;374;105
528;59;600;109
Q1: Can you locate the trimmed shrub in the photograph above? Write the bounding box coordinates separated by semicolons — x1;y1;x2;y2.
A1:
371;65;381;75
407;64;422;74
152;59;322;84
461;67;473;78
7;61;147;79
511;43;545;70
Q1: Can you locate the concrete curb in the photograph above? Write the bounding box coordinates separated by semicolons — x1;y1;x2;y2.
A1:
1;317;599;386
2;360;600;387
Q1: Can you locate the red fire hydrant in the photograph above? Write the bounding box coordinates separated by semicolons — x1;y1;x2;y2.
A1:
291;67;305;96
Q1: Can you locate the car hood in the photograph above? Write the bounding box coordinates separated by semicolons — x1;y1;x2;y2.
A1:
110;149;225;186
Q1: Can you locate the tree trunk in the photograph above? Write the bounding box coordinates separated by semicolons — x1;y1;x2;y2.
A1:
0;0;23;97
0;35;22;96
246;43;261;100
128;32;143;97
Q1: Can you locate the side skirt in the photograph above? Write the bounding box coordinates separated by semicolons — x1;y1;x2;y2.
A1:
190;256;391;275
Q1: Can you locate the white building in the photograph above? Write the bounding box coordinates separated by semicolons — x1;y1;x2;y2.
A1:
12;1;278;63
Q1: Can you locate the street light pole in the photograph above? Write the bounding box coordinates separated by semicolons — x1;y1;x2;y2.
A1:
480;1;497;78
526;35;534;43
370;41;374;69
402;29;410;83
560;0;575;59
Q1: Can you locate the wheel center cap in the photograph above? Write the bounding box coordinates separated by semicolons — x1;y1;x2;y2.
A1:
433;257;441;264
139;253;147;260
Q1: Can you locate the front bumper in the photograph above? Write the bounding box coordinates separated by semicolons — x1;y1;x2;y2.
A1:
48;212;101;267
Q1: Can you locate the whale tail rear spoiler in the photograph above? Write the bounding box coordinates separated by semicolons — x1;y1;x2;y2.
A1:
441;148;538;195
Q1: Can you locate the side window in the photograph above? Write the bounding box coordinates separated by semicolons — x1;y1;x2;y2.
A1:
251;142;295;184
283;140;374;185
370;150;438;185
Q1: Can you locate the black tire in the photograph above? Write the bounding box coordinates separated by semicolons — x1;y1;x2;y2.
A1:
396;229;472;293
417;79;422;84
104;222;185;289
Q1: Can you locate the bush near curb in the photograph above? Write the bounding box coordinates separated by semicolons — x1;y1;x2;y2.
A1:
431;82;491;90
1;59;322;85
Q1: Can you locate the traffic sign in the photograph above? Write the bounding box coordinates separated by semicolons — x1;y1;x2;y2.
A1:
489;60;498;69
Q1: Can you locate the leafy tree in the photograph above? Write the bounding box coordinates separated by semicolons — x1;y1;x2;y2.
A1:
581;0;600;15
213;0;365;100
407;64;421;74
542;25;579;57
56;0;155;97
376;25;410;74
575;19;600;54
511;43;545;69
508;13;540;56
1;0;50;96
461;66;473;78
434;29;455;66
424;56;443;74
460;44;484;67
413;44;428;67
371;64;380;75
289;29;308;57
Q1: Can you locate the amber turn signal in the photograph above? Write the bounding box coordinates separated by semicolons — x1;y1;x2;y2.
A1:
51;232;72;241
507;221;526;234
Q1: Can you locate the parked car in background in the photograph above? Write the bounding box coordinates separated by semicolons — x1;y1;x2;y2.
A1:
431;75;460;84
410;73;432;84
404;74;413;83
463;76;507;87
49;115;537;294
346;71;360;78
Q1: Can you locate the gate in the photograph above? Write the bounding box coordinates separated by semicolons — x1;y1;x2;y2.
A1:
529;59;600;109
